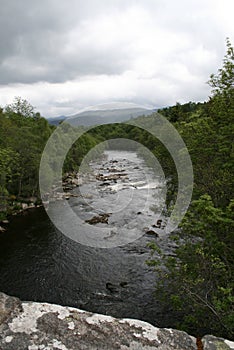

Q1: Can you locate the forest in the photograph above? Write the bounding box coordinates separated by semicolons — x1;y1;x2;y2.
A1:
0;40;233;338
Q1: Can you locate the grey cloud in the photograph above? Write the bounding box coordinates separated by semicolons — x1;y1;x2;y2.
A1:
0;0;231;85
0;0;135;84
0;0;233;116
0;40;131;84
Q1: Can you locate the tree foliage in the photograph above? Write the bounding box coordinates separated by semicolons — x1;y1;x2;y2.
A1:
209;38;234;94
0;101;100;217
147;39;234;339
147;196;234;337
5;97;35;118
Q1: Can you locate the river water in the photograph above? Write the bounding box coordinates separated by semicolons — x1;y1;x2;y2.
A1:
0;150;177;327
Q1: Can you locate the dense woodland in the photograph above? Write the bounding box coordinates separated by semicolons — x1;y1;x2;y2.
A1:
0;99;53;216
0;40;233;338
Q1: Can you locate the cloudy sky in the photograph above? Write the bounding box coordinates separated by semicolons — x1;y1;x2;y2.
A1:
0;0;233;117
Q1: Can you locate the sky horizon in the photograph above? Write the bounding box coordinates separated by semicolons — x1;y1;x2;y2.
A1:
0;0;233;118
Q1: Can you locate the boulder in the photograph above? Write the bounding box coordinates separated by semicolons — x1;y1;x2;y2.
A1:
145;230;159;237
96;173;128;182
0;292;22;325
0;226;6;233
106;282;119;294
85;213;111;225
202;335;234;349
0;292;196;350
0;293;233;350
120;282;128;288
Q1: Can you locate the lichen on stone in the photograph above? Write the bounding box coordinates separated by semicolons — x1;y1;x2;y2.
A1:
0;293;233;350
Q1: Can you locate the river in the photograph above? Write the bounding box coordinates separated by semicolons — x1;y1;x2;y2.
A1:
0;150;177;328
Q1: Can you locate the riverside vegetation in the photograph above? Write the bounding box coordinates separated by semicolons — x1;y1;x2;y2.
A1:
0;39;233;339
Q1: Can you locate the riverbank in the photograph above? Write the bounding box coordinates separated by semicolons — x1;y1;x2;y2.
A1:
0;171;81;233
0;199;42;233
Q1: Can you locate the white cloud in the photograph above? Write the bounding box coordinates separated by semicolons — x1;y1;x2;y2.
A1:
0;71;210;117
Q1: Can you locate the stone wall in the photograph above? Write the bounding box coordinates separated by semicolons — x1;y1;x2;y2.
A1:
0;292;233;350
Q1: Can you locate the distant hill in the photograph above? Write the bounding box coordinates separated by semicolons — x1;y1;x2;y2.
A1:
47;116;66;126
48;105;155;127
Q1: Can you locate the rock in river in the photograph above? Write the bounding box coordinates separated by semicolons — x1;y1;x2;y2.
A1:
85;213;111;225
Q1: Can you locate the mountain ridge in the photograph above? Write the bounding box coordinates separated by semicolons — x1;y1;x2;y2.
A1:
48;106;156;126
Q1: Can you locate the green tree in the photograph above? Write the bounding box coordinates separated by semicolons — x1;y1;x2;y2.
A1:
5;96;35;118
209;38;234;94
147;196;234;338
147;39;234;339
